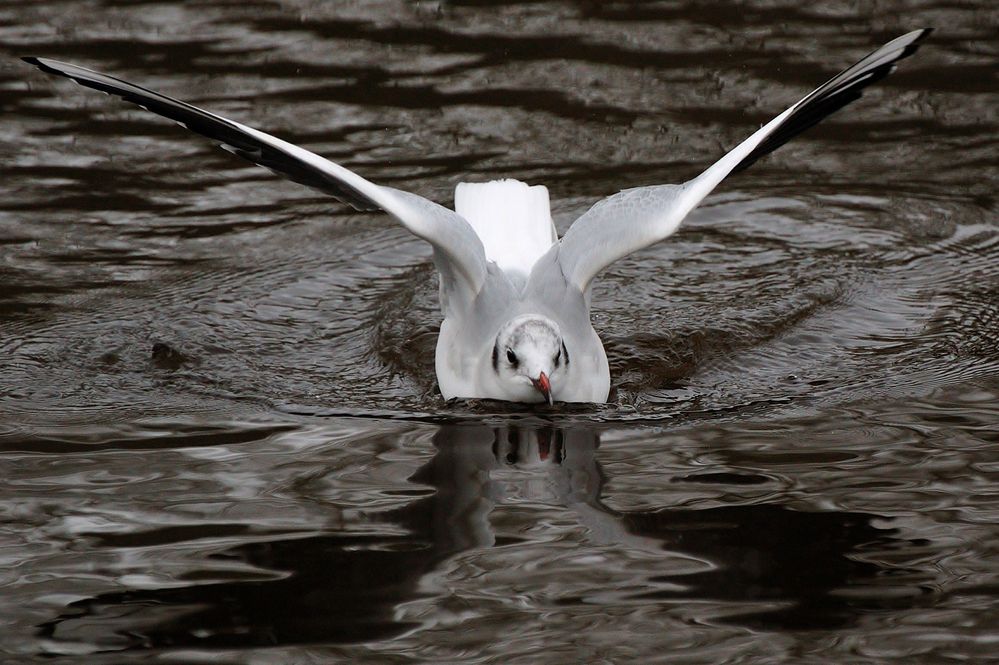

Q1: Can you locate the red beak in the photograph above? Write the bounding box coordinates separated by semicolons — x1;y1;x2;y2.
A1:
531;371;552;406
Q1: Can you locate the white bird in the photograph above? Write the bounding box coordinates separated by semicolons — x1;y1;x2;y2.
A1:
23;29;931;405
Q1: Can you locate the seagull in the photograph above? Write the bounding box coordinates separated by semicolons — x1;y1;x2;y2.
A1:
23;29;931;405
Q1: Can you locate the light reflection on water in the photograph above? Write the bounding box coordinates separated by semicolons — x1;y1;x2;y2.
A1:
3;402;997;662
1;0;998;662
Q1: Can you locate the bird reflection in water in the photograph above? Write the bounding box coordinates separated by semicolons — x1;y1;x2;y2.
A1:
40;423;928;652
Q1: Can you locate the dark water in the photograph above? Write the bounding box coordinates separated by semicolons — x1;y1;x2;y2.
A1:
2;1;999;662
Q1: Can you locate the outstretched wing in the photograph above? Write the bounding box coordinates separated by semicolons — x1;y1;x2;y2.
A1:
21;57;487;301
556;29;931;293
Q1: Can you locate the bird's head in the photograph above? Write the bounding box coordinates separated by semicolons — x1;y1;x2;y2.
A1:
492;314;568;405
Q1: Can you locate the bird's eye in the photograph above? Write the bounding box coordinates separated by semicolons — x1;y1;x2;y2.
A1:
506;349;518;366
553;349;561;366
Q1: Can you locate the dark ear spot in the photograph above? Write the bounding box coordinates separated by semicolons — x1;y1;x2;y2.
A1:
492;342;499;372
562;341;569;366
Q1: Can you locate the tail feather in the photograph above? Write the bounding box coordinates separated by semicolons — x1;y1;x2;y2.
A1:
454;179;556;277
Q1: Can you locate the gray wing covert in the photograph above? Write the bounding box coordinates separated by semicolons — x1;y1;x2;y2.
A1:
556;184;689;290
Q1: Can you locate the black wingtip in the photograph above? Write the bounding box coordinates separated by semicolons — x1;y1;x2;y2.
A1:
731;28;934;174
896;28;934;57
22;56;104;82
21;54;385;211
21;56;63;77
